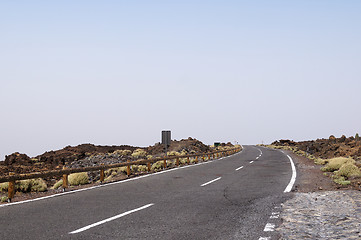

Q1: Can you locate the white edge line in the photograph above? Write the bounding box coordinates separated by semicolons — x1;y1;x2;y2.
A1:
1;151;241;208
284;154;297;193
235;166;244;171
200;177;221;187
69;203;154;234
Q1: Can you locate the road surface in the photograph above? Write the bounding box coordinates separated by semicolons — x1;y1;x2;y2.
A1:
0;145;295;239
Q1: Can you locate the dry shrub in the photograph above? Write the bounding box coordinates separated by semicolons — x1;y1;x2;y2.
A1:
151;161;163;171
314;158;327;165
1;196;8;202
168;151;180;156
113;150;132;156
333;176;351;185
28;179;47;192
0;182;8;192
135;165;148;172
0;179;47;192
131;149;147;158
321;157;355;172
180;158;187;164
68;172;89;186
52;180;63;189
336;163;361;178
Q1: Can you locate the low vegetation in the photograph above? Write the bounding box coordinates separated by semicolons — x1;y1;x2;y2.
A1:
52;172;89;189
113;149;132;156
265;144;361;186
0;178;47;193
131;149;147;158
321;157;355;172
68;172;89;185
1;196;8;202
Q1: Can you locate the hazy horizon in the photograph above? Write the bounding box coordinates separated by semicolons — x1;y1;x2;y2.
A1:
1;1;360;160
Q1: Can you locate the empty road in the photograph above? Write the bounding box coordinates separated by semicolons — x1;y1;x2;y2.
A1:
0;146;295;239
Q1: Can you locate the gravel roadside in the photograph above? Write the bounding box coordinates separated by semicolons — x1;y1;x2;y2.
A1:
277;151;361;239
279;190;361;239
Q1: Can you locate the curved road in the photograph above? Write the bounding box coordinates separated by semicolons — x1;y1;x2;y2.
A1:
0;146;294;239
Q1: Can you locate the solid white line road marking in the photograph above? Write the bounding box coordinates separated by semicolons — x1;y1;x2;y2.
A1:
264;223;275;232
235;166;244;171
201;177;221;187
249;161;254;164
257;148;263;155
284;154;297;193
69;204;154;234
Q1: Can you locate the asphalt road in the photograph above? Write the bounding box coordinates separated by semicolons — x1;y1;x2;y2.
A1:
0;146;294;240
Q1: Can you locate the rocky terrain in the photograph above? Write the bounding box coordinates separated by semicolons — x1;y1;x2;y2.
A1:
0;137;225;176
272;134;361;160
0;138;234;202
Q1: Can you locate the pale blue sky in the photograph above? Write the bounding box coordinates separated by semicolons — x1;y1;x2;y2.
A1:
1;1;360;159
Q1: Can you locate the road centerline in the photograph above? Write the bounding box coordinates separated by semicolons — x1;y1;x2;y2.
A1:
200;177;221;187
235;166;244;171
69;203;154;234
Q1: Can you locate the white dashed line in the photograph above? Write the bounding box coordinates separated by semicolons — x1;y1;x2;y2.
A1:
249;161;254;164
69;203;154;234
200;177;221;187
270;212;280;219
264;223;275;232
235;166;244;171
259;237;270;240
256;156;259;160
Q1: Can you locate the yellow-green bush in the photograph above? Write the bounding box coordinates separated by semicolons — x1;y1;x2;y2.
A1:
179;158;187;164
333;176;351;185
1;196;8;202
314;158;327;165
190;158;197;163
0;179;47;192
0;182;9;192
131;149;147;158
151;161;163;171
321;157;355;172
136;165;148;172
113;150;132;156
28;179;47;192
117;166;128;174
52;179;63;189
168;151;180;156
104;167;128;180
336;163;361;178
68;172;89;186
